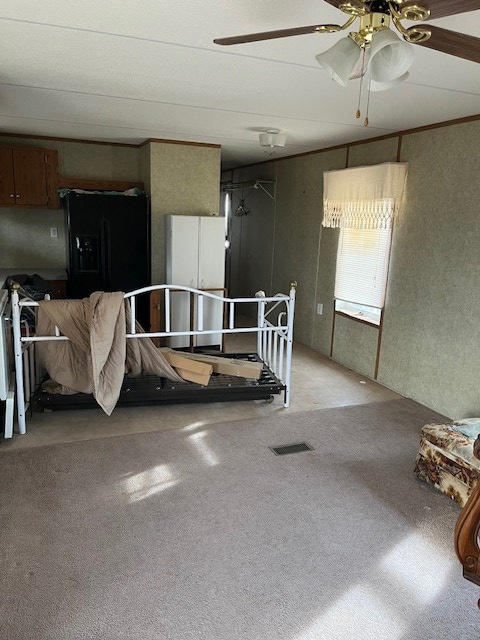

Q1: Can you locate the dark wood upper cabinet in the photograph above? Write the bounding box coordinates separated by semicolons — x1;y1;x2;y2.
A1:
13;148;48;206
0;146;59;209
0;148;16;206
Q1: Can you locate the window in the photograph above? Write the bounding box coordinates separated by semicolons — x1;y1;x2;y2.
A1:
322;162;407;326
334;227;392;326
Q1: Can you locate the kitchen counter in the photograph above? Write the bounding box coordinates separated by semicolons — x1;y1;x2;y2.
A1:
0;269;68;289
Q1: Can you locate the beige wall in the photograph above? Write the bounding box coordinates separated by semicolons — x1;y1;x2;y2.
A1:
332;315;379;379
272;151;346;346
378;121;480;418
231;150;346;344
147;142;221;283
0;137;141;269
230;119;480;419
229;164;277;300
1;208;67;269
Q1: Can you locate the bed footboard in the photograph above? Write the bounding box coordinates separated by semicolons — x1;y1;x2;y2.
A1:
11;283;45;435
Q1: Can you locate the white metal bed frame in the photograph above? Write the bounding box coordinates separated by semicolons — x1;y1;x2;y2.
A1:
10;281;297;437
0;290;15;438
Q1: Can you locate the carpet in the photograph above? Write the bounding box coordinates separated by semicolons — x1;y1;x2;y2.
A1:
0;398;478;639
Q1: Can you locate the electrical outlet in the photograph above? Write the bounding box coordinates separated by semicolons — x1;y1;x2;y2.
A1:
50;227;58;238
316;303;323;315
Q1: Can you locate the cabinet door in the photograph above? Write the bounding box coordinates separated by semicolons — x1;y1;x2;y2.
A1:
166;215;199;286
0;148;16;206
47;280;67;299
13;148;48;206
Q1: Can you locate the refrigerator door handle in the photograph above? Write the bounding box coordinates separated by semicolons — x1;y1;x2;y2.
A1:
102;216;110;290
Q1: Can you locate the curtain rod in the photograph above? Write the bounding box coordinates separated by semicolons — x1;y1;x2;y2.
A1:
221;179;275;200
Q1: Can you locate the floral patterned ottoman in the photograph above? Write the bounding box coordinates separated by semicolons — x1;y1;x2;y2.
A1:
414;419;480;506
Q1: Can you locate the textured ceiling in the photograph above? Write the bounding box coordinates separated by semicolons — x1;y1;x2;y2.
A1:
0;1;479;168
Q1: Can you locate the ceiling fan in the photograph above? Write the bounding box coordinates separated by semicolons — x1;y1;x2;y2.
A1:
213;0;480;65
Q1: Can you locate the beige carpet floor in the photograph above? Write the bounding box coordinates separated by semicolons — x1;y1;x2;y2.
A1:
1;398;478;639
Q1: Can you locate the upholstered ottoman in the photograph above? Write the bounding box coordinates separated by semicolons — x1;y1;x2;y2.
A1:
414;419;480;506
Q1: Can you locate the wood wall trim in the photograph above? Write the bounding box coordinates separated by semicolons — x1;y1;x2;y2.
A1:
241;140;365;170
330;307;336;358
396;135;403;162
139;138;221;149
335;310;381;329
0;132;222;151
375;217;396;378
374;310;384;380
0;131;140;148
234;112;480;170
58;177;144;191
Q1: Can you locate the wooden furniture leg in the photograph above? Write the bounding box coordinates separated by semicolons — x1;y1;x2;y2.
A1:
455;435;480;607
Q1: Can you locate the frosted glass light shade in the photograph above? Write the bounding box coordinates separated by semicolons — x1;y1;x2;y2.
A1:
369;29;414;83
259;130;286;147
370;71;409;92
316;36;362;87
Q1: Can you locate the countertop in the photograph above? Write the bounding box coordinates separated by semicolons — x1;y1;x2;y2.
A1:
0;269;68;289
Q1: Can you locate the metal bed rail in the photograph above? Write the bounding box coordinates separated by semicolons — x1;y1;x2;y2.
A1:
11;281;296;435
0;290;15;438
10;287;47;436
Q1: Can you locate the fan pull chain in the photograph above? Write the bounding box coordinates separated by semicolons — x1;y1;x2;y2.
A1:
355;48;366;120
364;76;371;127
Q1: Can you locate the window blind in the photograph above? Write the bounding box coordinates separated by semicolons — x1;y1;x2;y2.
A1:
335;227;392;309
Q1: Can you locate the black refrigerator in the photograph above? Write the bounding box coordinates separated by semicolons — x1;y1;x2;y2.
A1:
65;193;151;328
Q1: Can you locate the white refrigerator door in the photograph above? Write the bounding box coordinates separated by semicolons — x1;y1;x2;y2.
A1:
167;216;199;348
196;216;226;347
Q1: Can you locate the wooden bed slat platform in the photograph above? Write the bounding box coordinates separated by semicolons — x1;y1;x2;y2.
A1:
32;353;284;410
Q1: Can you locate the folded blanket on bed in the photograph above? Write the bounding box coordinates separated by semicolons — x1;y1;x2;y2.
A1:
36;292;182;415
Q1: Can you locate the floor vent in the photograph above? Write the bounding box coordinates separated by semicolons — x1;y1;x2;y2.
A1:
270;442;314;456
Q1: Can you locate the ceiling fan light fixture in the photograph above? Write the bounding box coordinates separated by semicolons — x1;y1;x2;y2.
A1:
315;35;362;86
259;129;287;148
369;28;415;83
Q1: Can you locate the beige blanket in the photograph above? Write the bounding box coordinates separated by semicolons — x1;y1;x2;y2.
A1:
36;292;182;416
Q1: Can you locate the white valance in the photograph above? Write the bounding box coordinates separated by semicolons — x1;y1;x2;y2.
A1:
323;162;408;230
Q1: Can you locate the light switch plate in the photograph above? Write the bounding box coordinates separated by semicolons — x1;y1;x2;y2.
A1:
50;227;58;238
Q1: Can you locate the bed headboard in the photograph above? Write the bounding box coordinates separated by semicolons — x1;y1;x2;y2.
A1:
0;289;12;401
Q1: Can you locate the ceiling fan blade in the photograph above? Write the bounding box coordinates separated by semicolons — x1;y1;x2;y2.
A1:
416;25;480;62
323;0;480;17
323;0;370;11
422;0;480;19
214;24;331;45
323;0;349;7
